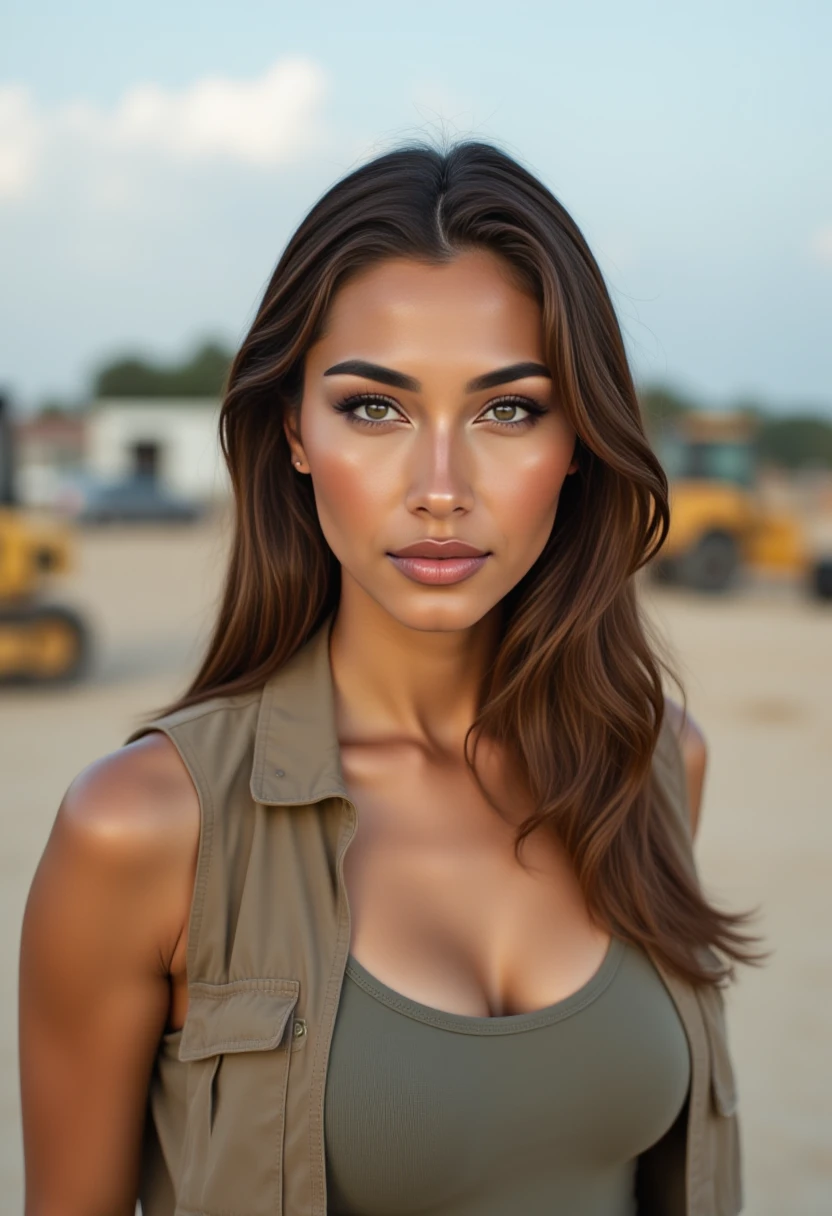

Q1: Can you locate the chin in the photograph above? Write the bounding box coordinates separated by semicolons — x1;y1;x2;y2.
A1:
376;590;499;635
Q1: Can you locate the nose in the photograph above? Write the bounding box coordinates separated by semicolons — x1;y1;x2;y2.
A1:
404;422;474;518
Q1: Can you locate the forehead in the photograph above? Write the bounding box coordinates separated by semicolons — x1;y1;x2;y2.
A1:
310;249;545;370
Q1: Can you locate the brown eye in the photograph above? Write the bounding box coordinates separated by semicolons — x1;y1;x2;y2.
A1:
479;396;546;427
363;400;391;420
332;393;404;427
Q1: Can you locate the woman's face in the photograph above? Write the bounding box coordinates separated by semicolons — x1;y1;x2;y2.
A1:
286;248;578;633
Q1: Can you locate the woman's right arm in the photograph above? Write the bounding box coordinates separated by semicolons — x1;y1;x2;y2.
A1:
19;733;199;1216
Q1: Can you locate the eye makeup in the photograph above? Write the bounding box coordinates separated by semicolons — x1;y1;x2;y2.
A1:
331;392;549;431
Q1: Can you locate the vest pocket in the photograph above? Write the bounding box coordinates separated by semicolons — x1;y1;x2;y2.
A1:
174;977;300;1216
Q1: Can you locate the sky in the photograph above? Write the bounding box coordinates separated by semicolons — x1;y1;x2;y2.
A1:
1;0;830;414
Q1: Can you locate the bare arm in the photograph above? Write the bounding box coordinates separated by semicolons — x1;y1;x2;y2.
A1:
19;733;199;1216
663;698;708;838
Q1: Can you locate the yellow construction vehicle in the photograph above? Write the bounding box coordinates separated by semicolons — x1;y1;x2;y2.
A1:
652;410;823;593
0;394;90;681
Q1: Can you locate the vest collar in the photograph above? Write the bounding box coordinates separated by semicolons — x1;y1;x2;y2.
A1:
250;612;349;807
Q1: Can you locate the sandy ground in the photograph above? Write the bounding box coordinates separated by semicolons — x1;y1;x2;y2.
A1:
2;518;830;1214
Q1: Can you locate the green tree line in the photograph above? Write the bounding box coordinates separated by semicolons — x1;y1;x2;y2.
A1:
93;340;232;399
639;384;832;471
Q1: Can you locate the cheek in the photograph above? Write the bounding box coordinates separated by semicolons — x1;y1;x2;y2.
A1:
304;437;393;554
482;436;575;545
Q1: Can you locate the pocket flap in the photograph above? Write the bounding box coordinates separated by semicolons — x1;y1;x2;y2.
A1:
178;978;300;1063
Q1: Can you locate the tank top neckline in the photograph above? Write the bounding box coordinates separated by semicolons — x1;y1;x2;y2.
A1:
344;935;627;1036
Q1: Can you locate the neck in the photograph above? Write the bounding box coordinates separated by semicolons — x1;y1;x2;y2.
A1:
328;575;502;759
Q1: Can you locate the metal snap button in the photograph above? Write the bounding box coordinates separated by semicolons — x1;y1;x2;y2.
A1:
293;1018;307;1039
275;769;285;777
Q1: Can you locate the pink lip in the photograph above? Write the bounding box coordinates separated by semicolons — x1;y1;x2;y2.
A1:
390;539;487;559
387;554;489;585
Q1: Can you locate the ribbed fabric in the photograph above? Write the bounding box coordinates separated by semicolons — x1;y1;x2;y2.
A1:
324;938;691;1216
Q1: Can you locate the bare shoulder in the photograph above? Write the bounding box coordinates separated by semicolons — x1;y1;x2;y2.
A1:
663;697;708;836
46;732;200;961
59;731;200;854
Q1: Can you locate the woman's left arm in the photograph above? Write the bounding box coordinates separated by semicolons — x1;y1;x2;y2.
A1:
663;699;708;839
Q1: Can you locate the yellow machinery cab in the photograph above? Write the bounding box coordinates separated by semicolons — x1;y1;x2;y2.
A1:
0;394;90;682
655;412;808;592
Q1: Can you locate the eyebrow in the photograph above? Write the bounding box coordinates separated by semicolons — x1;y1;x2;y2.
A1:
322;359;552;393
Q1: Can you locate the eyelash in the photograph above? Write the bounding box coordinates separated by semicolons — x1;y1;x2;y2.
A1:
331;393;548;430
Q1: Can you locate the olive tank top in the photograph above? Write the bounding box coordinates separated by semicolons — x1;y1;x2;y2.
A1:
324;936;691;1216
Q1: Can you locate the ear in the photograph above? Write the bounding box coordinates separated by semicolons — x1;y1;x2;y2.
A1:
566;436;581;475
283;410;308;470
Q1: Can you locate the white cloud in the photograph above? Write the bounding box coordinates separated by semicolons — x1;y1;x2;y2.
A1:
0;85;42;198
0;57;329;201
809;225;832;267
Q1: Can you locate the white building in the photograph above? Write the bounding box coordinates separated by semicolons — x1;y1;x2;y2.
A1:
87;398;229;501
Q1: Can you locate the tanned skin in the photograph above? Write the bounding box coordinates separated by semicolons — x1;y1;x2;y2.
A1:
19;250;707;1213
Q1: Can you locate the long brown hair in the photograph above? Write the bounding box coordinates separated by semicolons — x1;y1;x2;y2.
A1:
160;140;760;986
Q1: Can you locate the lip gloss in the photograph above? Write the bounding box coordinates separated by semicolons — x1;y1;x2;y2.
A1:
387;555;489;585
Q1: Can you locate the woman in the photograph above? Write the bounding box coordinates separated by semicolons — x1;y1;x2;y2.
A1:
19;140;757;1215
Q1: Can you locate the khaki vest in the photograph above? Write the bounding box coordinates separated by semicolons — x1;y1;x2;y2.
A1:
127;613;743;1216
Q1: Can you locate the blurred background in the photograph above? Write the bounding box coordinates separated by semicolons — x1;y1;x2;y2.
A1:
2;2;830;1211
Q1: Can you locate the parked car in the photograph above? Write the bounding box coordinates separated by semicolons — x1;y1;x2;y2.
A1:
56;474;202;524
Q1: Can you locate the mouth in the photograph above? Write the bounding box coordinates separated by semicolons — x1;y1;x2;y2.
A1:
386;540;491;586
389;539;488;559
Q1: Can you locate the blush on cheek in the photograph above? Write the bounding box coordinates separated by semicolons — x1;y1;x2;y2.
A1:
499;450;572;520
488;458;572;573
307;448;388;564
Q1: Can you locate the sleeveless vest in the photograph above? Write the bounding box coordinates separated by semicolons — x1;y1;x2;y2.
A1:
126;612;743;1216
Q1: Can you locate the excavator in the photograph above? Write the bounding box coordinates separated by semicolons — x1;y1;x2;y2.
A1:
0;393;90;682
654;410;832;598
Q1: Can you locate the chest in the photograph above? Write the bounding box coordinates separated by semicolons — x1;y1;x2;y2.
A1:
338;741;612;1018
324;941;692;1216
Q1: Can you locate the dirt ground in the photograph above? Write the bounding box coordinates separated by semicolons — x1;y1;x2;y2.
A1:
2;518;830;1214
